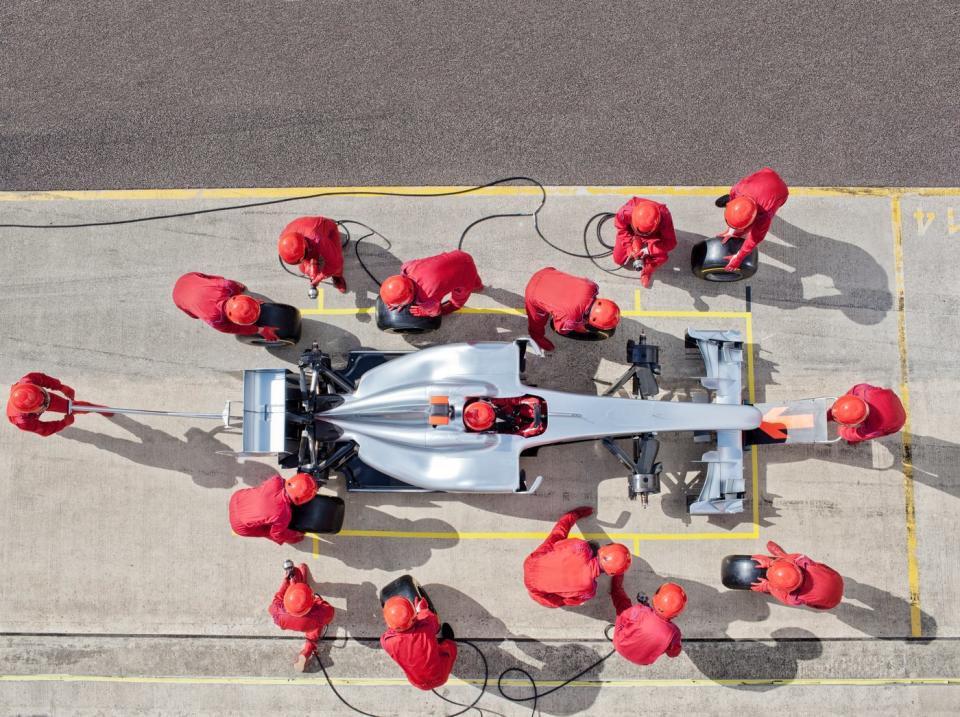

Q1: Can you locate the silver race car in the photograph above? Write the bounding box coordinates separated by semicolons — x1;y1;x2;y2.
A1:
238;331;829;533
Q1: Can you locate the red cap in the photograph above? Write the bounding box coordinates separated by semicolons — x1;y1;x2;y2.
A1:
224;295;260;325
464;401;496;431
383;596;416;631
9;383;48;414
283;582;314;616
588;298;620;331
653;582;687;619
285;473;318;506
832;395;869;426
631;200;661;235
724;196;758;230
278;233;307;264
767;560;803;592
379;275;416;309
597;543;632;576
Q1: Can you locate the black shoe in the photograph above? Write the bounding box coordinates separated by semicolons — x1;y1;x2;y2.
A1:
440;623;455;641
715;194;731;208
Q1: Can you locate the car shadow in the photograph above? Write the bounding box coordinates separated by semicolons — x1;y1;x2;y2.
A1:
59;415;276;489
668;216;893;325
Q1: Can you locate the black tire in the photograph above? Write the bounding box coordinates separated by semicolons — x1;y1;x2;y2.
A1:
379;574;437;616
691;237;759;283
239;302;302;346
721;554;767;589
287;495;345;534
375;296;442;334
549;319;616;341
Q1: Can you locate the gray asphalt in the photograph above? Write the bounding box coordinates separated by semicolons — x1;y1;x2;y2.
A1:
1;1;957;190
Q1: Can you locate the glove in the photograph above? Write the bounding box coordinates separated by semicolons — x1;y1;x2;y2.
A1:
537;338;556;352
259;326;280;342
636;593;650;607
750;554;773;569
573;506;594;519
331;276;348;294
409;305;428;317
717;228;737;242
750;577;769;592
439;301;459;316
414;597;429;612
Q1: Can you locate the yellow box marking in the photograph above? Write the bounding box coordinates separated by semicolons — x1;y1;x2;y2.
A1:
891;196;922;637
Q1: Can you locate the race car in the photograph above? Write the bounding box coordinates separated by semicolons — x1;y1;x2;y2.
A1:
238;331;830;533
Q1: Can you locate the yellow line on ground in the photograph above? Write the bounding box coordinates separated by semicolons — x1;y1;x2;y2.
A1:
891;195;922;638
745;313;761;536
0;673;957;688
2;185;960;202
321;530;757;541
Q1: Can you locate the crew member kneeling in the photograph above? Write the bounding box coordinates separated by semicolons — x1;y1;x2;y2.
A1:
715;167;789;272
277;216;347;292
828;384;905;444
268;562;335;671
172;272;279;341
610;577;684;666
523;506;631;607
229;473;317;545
750;540;843;610
613;198;677;288
380;596;458;690
380;250;483;318
524;268;620;352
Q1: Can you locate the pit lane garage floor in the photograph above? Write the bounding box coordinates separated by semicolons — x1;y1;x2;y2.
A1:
1;185;958;715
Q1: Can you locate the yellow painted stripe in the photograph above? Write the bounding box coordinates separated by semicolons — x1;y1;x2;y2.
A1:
2;185;960;202
745;313;761;535
0;673;957;688
323;530;757;541
891;196;922;638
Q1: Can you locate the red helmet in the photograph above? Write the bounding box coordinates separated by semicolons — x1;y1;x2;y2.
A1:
653;582;687;619
283;582;314;616
9;383;48;414
631;200;661;235
383;596;415;631
463;401;496;431
587;298;620;331
724;196;758;230
285;473;318;506
224;295;260;325
597;543;632;576
380;275;416;309
832;395;869;426
278;233;307;264
767;559;803;592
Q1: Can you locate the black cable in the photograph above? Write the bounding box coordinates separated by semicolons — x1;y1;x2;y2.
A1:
0;177;551;230
317;638;489;717
495;625;617;716
583;211;631;276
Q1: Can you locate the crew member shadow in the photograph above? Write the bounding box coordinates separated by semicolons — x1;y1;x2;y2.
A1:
418;583;606;717
670;216;893;325
59;414;276;489
400;285;529;349
348;233;403;324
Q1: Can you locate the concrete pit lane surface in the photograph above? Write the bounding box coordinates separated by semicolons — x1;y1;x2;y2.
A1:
1;184;959;714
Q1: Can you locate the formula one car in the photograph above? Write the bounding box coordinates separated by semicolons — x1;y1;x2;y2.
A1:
238;331;831;533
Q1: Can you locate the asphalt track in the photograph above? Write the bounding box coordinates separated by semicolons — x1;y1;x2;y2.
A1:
1;1;958;190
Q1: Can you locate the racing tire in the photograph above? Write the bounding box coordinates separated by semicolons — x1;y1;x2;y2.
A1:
287;494;345;534
375;296;442;334
379;574;437;616
239;302;302;347
691;237;759;283
550;320;616;342
720;554;767;590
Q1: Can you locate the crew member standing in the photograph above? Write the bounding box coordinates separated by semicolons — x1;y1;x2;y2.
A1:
524;268;620;352
228;473;317;545
610;576;684;666
716;167;789;272
268;562;335;671
613;198;677;288
523;506;632;607
277;216;347;292
379;250;483;317
6;373;111;437
750;540;844;610
380;595;458;690
828;384;906;444
172;272;279;340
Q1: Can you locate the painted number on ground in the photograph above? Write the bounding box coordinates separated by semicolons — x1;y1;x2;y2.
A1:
913;207;960;236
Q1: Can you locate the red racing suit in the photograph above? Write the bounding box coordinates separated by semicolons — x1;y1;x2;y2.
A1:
725;167;790;270
610;575;682;665
380;599;458;690
751;541;844;610
268;567;335;657
279;216;345;287
228;475;304;545
523;507;600;607
401;250;483;317
172;272;259;336
829;383;906;444
613;198;677;280
6;373;105;437
524;268;598;351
